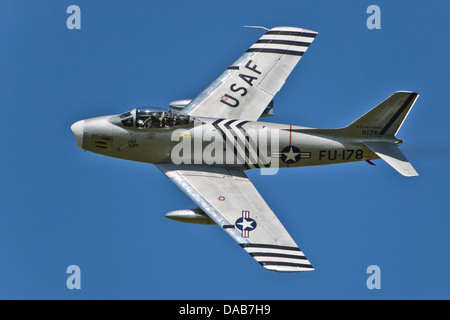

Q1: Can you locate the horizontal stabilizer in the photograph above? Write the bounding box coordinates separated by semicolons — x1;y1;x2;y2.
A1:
364;142;418;177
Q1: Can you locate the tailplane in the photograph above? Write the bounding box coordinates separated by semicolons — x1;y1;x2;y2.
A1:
363;141;418;177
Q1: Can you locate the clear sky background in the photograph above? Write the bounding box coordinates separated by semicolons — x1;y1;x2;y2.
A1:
1;0;449;299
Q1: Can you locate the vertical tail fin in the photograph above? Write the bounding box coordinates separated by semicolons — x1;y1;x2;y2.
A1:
346;91;419;177
346;91;419;138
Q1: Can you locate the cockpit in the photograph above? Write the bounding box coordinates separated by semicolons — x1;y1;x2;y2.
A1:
117;108;193;129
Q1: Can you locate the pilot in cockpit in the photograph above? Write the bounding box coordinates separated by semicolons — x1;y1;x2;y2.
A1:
159;112;167;127
130;108;192;129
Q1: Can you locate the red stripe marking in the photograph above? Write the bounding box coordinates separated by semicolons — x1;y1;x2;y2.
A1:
287;125;293;168
289;125;292;146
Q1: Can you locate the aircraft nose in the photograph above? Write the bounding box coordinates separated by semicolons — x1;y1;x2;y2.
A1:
71;120;84;149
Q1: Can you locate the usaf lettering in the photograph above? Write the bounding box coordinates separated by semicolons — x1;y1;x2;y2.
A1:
220;60;262;108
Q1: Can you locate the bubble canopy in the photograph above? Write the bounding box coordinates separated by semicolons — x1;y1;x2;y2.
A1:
114;107;193;129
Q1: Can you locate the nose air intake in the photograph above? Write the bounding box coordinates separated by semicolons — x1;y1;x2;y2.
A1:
71;120;84;149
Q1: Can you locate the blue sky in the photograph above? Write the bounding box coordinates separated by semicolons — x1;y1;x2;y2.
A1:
1;0;449;299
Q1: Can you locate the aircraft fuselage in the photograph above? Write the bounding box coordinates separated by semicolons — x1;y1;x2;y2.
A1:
72;111;377;170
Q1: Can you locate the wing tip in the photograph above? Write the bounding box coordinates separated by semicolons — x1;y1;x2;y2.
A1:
262;264;315;273
270;26;318;35
241;243;315;273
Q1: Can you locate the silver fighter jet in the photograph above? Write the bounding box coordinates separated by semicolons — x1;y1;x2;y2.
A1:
71;26;419;272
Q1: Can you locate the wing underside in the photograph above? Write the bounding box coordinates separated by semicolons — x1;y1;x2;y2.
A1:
157;164;313;272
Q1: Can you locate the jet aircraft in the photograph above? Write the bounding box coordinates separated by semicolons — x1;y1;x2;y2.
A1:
71;26;419;272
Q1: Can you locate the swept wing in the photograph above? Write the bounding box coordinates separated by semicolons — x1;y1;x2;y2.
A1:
157;164;314;272
182;26;318;121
